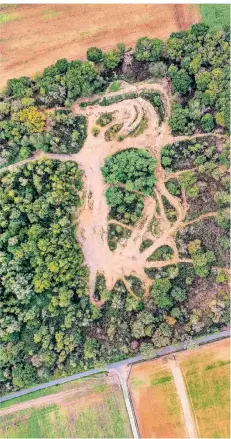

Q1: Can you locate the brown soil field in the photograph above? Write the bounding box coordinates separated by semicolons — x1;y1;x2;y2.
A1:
0;4;201;88
129;357;187;438
178;338;230;439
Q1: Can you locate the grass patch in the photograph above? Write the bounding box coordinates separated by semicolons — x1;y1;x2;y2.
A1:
131;377;144;389
151;375;172;386
205;360;230;371
0;12;19;24
129;116;148;137
105;123;123;141
92;383;106;393
43;10;62;19
109;81;121;93
199;4;230;30
80;31;90;38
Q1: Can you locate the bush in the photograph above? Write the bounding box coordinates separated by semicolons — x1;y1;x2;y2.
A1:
135;37;163;62
201;114;214;133
116;42;126;53
18;106;46;133
87;47;103;62
96;113;113;127
91;126;100;136
105;123;123;141
149;62;167;78
104;50;121;69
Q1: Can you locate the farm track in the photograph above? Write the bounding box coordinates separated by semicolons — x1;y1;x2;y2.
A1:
168;357;198;438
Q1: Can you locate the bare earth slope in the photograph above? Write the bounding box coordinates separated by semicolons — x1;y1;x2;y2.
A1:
0;4;201;87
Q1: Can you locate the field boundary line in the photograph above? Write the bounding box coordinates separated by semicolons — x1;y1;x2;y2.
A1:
126;366;141;438
116;370;140;439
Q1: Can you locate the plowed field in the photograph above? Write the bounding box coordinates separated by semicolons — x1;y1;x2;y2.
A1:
0;4;201;87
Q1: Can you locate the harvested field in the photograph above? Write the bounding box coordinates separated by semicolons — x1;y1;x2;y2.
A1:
0;4;201;87
0;374;132;438
129;358;187;438
178;338;230;439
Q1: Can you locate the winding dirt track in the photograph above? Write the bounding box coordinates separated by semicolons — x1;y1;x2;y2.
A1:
0;81;227;303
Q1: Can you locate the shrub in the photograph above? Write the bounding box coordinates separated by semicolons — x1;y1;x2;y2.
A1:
96;112;113;127
18;106;46;133
104;50;121;69
140;343;156;359
91;126;100;136
135;37;163;62
201;114;214;133
116;42;126;53
87;47;103;62
149;62;167;78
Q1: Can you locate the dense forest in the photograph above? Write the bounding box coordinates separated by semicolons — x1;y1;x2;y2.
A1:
0;23;230;393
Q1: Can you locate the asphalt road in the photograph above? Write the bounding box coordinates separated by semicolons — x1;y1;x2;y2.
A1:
0;328;229;403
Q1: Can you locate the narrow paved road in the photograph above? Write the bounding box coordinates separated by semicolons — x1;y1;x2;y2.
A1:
0;329;229;403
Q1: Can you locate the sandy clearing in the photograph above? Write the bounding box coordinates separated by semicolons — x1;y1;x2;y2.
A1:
1;80;227;303
0;4;201;87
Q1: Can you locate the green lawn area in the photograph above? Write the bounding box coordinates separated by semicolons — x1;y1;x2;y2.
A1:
0;375;132;438
199;4;230;30
109;81;121;93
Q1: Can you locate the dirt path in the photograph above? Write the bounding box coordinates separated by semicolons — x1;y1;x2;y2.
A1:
1;80;227;303
168;357;198;438
70;82;179;299
0;384;103;417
